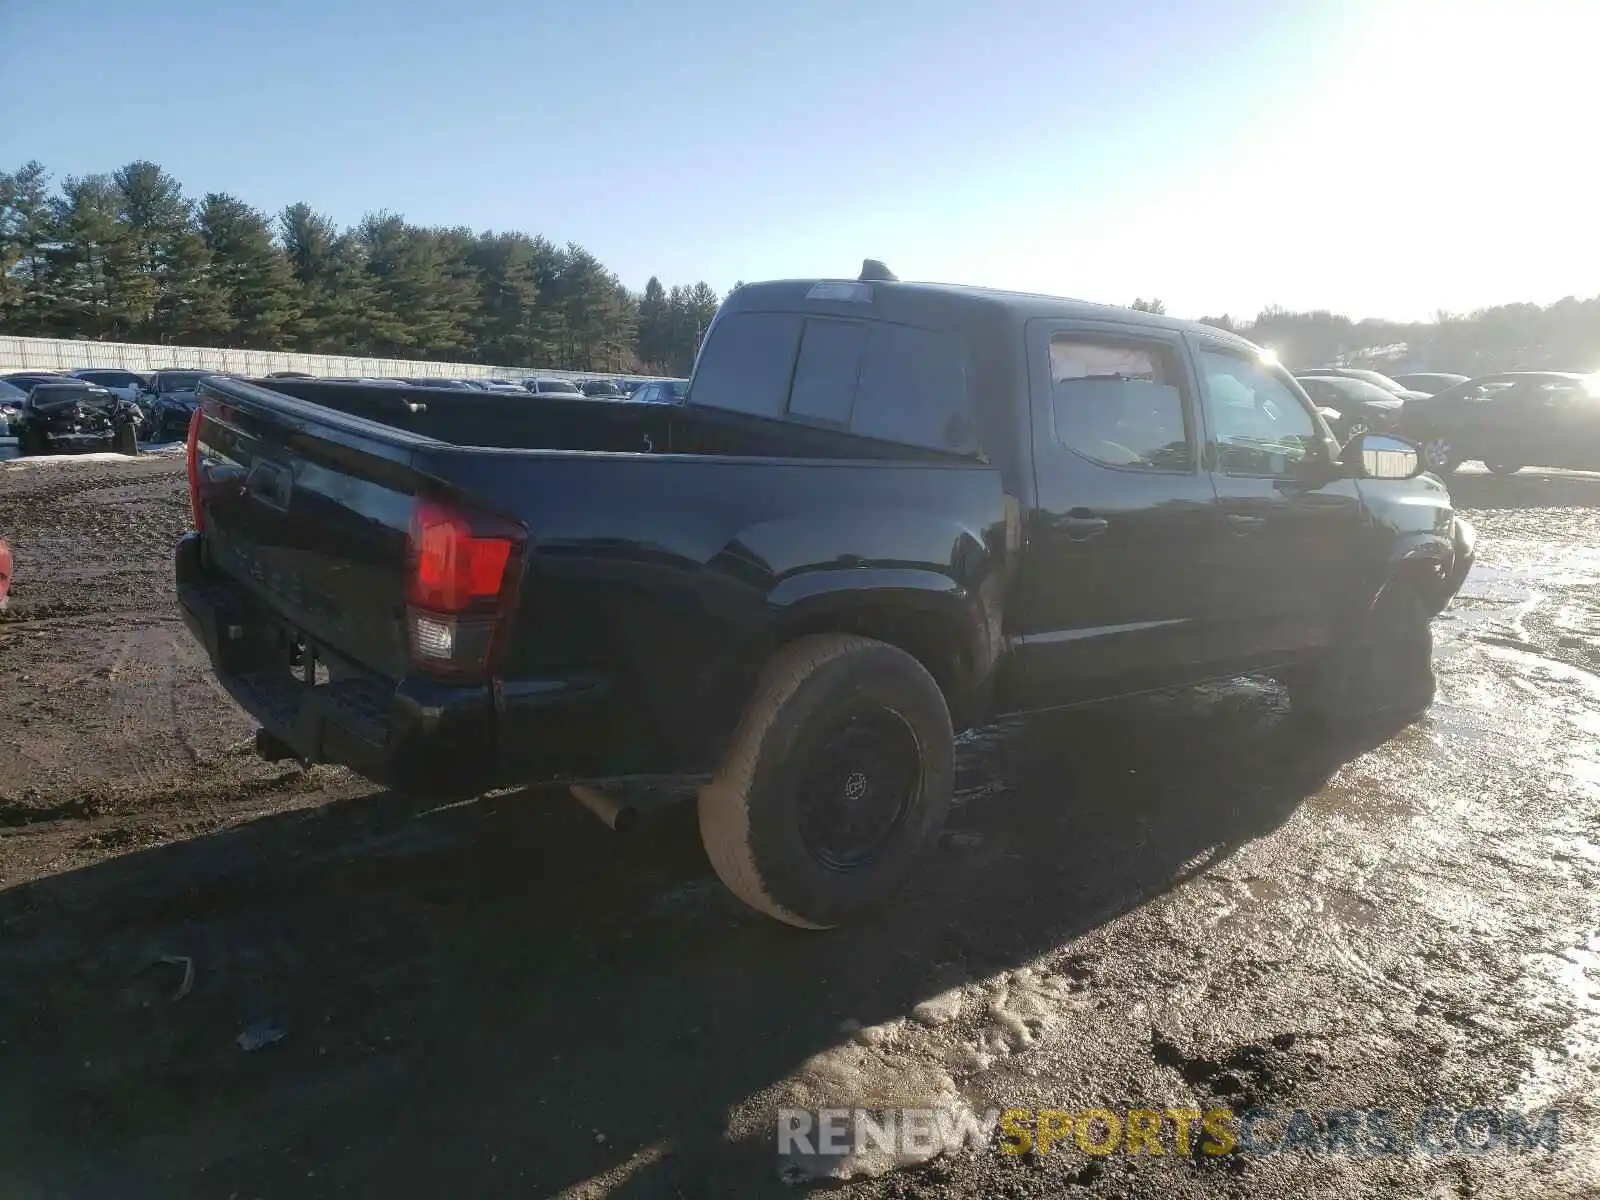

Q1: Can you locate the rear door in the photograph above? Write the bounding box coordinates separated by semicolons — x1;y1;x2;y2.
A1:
1191;338;1366;663
1009;320;1223;706
1490;378;1597;470
1444;376;1516;459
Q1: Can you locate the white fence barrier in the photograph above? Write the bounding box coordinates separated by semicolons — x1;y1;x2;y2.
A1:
0;335;646;384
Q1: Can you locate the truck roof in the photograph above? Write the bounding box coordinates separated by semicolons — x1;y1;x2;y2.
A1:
722;277;1263;355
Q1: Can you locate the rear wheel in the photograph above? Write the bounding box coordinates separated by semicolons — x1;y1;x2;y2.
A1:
1485;462;1523;476
1287;583;1435;727
698;634;954;928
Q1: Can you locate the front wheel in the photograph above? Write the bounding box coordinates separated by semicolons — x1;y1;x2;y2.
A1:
113;424;139;456
1287;583;1435;728
698;634;954;928
1485;462;1523;476
1418;435;1459;475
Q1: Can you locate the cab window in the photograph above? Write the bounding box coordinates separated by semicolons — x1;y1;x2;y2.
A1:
1047;337;1193;472
1197;348;1323;477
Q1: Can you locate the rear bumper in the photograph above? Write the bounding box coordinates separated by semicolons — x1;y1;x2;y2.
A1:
175;533;630;789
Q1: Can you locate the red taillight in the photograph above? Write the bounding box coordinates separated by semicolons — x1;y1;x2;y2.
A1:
185;408;204;531
404;497;525;675
406;499;515;612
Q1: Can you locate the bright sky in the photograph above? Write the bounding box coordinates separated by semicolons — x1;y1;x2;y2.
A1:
5;0;1595;322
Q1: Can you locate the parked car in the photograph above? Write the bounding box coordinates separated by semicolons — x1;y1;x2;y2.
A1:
1;371;72;392
1295;376;1406;442
68;369;156;436
628;378;690;405
526;378;584;397
399;377;476;390
0;379;26;437
265;371;317;380
478;380;529;394
1400;371;1600;475
177;265;1474;927
579;379;624;399
1391;372;1469;395
146;370;213;441
1298;367;1428;401
69;368;149;403
11;381;141;456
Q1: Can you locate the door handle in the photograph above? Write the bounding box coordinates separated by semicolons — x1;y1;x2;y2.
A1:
1060;508;1109;541
1225;514;1266;535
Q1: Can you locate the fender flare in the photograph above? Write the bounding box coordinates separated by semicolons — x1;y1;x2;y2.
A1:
1371;530;1458;616
763;567;993;727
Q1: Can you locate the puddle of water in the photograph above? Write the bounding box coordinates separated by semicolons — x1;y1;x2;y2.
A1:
1512;934;1600;1111
1557;754;1600;801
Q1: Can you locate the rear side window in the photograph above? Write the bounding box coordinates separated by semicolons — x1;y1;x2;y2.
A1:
852;322;974;453
694;312;973;452
691;312;804;418
1047;337;1192;471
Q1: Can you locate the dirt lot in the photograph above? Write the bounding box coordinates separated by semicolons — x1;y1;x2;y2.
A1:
1;455;1597;1199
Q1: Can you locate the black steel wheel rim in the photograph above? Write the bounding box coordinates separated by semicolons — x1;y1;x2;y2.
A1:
794;706;921;872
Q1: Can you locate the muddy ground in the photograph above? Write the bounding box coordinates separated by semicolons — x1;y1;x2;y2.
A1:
0;455;1597;1199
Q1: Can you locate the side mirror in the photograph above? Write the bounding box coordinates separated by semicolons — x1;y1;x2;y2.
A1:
1341;432;1424;480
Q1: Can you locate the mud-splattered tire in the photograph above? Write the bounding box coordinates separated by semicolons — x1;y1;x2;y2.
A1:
113;425;139;456
698;634;954;929
1287;583;1436;727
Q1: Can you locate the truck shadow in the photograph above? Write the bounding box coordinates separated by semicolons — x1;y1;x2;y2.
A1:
1443;467;1600;509
0;683;1402;1198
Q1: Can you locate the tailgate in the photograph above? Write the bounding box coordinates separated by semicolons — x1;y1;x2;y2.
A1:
192;378;433;682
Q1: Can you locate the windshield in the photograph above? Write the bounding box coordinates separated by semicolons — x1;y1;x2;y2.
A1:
1337;369;1407;394
0;380;26;402
157;372;206;393
540;380;581;394
1301;377;1400;405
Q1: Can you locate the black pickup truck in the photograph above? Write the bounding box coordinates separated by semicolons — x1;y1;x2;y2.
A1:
176;265;1475;927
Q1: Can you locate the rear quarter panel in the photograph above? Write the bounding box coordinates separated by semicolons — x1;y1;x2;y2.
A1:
410;447;1010;770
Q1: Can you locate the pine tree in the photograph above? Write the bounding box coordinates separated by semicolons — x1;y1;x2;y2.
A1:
44;174;148;339
469;231;545;364
525;236;570;365
0;161;56;333
358;213;476;357
155;229;230;344
199;192;300;348
558;244;626;369
114;161;192;339
636;276;671;369
280;202;344;350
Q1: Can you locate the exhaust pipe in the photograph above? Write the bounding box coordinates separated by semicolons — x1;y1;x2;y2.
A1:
570;784;637;834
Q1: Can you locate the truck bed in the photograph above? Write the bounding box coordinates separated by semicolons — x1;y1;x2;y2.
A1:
257;378;976;462
180;376;1007;787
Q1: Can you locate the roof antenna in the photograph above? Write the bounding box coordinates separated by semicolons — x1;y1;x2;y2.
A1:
859;259;898;283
